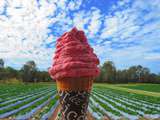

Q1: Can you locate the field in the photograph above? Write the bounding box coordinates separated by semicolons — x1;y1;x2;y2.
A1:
0;83;160;120
119;84;160;93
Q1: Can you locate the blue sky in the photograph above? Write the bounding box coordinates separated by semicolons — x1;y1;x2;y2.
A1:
0;0;160;73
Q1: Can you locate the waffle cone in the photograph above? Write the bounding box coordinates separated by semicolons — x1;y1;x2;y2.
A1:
56;77;93;92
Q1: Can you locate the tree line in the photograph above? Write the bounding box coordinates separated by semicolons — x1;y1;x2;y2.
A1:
0;58;160;83
0;59;52;82
95;61;160;83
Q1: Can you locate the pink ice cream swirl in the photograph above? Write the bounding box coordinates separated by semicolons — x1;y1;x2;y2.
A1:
49;27;100;80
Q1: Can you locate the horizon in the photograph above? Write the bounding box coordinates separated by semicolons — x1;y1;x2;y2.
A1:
0;0;160;74
1;59;160;74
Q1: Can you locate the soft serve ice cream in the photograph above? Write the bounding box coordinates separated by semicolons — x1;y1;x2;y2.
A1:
49;27;100;80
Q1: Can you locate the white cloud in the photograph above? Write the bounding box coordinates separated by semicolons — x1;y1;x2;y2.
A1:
100;16;118;39
68;0;83;10
96;0;160;72
0;0;6;14
0;0;57;68
88;8;102;36
144;53;160;60
72;10;90;31
0;0;88;70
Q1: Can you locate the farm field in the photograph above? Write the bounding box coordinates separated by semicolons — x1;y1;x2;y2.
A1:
119;84;160;93
0;83;160;120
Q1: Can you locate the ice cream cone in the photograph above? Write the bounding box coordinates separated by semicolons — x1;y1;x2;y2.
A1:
49;27;100;120
56;77;93;91
56;77;93;120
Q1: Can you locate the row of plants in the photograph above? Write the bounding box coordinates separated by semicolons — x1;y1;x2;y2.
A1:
31;95;59;119
90;95;121;118
0;89;55;111
0;91;56;119
0;86;54;102
94;90;160;114
0;88;53;108
0;84;49;98
93;92;140;116
89;98;103;118
0;90;55;115
89;86;160;119
94;87;160;106
13;94;57;119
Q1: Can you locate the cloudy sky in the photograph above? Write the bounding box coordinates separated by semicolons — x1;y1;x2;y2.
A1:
0;0;160;73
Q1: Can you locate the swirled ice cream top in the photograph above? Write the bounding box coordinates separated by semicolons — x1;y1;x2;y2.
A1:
49;27;100;80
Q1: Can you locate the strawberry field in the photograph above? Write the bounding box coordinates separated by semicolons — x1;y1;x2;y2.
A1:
0;83;160;120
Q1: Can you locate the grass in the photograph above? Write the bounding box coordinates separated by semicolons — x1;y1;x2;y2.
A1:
120;84;160;93
0;78;22;84
94;84;160;97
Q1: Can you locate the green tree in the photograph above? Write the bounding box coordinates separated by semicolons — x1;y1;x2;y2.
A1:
127;65;150;83
21;61;37;82
5;67;18;78
95;66;104;82
0;58;4;68
156;73;160;83
116;70;129;83
101;61;116;83
95;60;160;84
